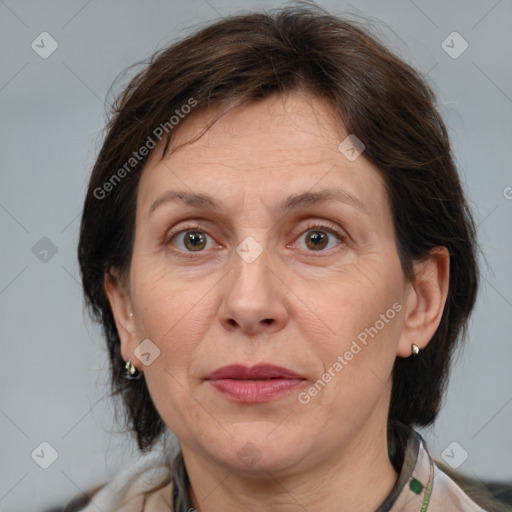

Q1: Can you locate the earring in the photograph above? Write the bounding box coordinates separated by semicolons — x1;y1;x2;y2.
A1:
124;360;142;380
411;344;420;357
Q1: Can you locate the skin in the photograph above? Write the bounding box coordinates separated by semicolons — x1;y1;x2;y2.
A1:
105;92;449;512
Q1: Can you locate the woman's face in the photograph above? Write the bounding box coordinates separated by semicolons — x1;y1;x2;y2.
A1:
111;93;420;476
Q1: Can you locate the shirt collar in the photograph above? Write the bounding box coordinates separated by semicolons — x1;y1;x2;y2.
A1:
378;421;434;511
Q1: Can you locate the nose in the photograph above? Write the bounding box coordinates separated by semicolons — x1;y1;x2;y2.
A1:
218;244;289;336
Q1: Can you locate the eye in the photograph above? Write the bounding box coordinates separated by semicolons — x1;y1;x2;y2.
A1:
165;224;216;253
164;221;346;256
292;221;345;252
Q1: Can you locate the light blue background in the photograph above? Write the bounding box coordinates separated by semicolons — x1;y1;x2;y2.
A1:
1;1;511;510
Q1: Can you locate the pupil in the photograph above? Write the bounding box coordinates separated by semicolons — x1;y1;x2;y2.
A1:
186;231;205;251
307;231;327;250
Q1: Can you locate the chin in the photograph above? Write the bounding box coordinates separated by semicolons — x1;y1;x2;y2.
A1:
211;428;311;476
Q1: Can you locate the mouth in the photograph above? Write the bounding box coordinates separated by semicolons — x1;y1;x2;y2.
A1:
205;364;306;403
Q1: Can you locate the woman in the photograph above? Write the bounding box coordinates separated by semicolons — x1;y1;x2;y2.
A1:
70;6;508;512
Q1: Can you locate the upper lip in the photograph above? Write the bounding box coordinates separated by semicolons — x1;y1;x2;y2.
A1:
206;364;305;380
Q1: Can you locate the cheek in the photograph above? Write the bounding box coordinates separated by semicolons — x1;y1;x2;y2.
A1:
134;287;217;437
302;255;403;341
131;248;217;337
134;290;214;369
143;363;205;445
299;253;405;395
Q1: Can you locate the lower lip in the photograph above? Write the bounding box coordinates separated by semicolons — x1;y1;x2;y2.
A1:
207;378;304;403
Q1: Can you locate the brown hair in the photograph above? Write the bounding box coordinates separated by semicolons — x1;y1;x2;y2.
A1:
78;6;479;454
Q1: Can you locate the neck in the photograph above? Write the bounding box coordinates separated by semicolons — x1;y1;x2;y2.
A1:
181;417;399;512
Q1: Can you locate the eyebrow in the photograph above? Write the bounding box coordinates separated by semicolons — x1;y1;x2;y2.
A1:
148;188;369;216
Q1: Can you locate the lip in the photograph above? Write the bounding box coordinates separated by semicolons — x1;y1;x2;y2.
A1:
205;364;306;403
206;364;304;381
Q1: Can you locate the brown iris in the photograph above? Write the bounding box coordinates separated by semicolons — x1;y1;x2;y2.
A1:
184;231;207;251
305;230;328;250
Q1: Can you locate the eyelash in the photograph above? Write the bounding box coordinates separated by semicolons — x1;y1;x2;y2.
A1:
164;220;346;257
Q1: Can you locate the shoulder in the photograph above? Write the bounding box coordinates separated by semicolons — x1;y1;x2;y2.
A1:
420;438;509;512
64;449;174;512
429;461;488;511
390;423;508;512
431;459;512;512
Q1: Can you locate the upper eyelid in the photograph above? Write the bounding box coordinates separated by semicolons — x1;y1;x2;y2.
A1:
166;220;343;236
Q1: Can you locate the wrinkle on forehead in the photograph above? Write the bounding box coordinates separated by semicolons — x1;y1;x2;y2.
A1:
137;93;387;227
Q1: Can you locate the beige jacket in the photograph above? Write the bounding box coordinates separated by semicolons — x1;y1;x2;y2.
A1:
77;431;488;512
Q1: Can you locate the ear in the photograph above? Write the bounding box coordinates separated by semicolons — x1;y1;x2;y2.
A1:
104;268;141;372
396;247;450;358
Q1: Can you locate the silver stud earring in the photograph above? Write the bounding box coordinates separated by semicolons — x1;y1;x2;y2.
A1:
411;344;420;357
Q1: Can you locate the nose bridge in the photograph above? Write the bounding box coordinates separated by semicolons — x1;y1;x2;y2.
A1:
230;235;271;299
219;233;288;333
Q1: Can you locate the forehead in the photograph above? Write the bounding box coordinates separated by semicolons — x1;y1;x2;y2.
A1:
137;93;389;219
